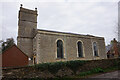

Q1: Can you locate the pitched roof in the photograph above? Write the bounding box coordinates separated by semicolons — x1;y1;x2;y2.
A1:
1;44;28;57
37;29;104;39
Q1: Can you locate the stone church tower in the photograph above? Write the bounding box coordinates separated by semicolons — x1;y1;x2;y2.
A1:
17;5;38;58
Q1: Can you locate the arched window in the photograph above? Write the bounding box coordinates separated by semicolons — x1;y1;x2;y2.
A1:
93;42;99;56
57;40;64;58
77;41;83;57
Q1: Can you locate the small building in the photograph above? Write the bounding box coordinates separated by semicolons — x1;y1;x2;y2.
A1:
106;38;120;58
0;44;28;68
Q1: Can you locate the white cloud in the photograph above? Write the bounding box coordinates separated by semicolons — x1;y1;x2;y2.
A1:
0;0;120;2
1;1;118;45
0;3;2;40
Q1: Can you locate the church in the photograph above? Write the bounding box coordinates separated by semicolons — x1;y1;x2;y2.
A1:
17;5;107;64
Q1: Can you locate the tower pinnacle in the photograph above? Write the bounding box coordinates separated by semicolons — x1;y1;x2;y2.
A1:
20;4;23;7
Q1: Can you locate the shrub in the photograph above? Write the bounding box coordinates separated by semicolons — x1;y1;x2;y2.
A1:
33;63;49;71
66;60;88;73
32;59;119;76
91;68;104;73
47;61;66;74
79;71;91;76
33;60;88;74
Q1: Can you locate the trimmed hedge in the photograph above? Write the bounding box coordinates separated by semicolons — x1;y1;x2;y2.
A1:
33;60;88;74
33;58;119;74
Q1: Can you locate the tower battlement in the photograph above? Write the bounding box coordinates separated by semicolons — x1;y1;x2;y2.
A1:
20;7;37;15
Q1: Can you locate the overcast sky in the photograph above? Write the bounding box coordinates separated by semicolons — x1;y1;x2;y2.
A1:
0;0;119;45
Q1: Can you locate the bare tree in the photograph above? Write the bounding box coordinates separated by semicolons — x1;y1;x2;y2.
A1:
1;38;14;52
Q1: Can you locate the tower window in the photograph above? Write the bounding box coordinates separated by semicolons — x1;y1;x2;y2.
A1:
57;40;64;58
77;41;83;57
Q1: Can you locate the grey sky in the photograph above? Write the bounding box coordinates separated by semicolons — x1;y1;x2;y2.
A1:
0;0;119;45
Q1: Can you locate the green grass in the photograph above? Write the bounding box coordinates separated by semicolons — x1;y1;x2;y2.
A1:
33;60;88;74
76;66;119;78
78;68;104;77
103;66;118;72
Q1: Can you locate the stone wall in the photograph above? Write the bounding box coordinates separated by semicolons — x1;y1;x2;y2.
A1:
2;58;119;78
